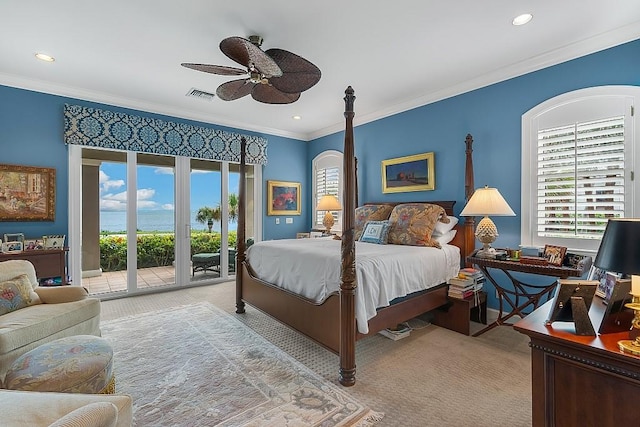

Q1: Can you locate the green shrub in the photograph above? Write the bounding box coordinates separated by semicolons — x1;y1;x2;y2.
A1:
99;231;237;272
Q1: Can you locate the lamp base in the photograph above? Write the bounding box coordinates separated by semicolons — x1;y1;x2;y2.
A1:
618;295;640;355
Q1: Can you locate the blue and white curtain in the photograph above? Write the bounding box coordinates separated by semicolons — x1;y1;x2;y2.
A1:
63;104;268;164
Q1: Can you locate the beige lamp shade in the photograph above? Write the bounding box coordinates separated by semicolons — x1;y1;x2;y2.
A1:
460;186;515;258
316;195;342;234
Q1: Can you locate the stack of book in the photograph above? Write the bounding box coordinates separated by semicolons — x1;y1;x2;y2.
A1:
447;267;485;299
378;323;411;340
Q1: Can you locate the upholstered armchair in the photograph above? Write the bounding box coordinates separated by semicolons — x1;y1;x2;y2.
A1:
0;259;101;381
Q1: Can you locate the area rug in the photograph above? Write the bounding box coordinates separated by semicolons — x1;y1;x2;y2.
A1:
101;302;382;426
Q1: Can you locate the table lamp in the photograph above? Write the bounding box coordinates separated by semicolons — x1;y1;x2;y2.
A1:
593;218;640;355
460;185;515;258
316;194;342;235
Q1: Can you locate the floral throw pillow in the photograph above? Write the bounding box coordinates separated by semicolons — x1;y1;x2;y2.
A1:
0;274;41;315
387;203;450;248
359;220;391;244
354;204;394;240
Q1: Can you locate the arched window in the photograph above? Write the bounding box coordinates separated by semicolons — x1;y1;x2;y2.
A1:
312;150;343;232
521;86;640;254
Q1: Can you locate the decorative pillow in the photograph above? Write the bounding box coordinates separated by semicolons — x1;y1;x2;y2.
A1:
0;274;41;315
354;204;394;240
433;216;459;236
434;229;457;246
387;203;449;248
359;220;390;244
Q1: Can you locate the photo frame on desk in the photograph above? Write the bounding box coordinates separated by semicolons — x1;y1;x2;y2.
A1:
543;244;567;267
546;279;598;335
598;277;633;334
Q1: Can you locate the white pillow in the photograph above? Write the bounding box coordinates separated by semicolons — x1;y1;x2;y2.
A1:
434;229;457;245
433;216;459;236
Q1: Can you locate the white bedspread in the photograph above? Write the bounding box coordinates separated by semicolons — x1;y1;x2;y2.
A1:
246;238;460;334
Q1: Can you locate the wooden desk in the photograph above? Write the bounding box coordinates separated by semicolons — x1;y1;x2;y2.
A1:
467;256;584;337
514;300;640;426
0;248;69;285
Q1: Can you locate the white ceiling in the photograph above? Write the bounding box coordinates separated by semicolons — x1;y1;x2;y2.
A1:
1;1;639;141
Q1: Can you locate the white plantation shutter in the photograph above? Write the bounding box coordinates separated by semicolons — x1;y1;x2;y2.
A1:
313;150;343;229
522;86;639;253
315;166;340;225
537;116;625;240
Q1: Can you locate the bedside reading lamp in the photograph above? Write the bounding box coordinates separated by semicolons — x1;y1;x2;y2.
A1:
316;195;342;235
593;218;640;355
460;186;515;258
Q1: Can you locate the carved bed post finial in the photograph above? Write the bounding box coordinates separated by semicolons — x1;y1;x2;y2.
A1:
340;86;357;387
236;137;247;314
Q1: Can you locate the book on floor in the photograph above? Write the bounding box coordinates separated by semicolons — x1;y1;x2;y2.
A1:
378;323;411;340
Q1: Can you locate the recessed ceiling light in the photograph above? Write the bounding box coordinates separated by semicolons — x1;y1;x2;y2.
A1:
292;115;301;120
512;13;533;26
35;52;55;62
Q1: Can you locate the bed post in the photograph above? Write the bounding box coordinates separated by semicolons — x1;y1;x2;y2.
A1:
235;137;247;314
339;86;357;387
463;134;476;262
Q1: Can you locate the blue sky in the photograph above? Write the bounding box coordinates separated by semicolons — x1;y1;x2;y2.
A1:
99;163;240;212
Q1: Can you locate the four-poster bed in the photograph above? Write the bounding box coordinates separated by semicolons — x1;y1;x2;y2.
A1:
235;87;476;386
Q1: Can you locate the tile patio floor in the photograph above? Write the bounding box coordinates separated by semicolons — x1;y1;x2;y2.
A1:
82;266;223;295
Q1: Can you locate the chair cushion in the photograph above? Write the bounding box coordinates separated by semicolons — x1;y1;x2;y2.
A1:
48;402;118;427
0;298;100;355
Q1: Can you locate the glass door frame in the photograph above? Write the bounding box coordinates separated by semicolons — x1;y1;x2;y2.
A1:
68;145;263;295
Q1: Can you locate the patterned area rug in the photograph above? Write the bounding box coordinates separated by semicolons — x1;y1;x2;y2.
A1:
101;302;382;426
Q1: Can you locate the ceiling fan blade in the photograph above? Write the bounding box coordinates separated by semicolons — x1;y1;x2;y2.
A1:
251;85;301;104
216;79;255;101
265;48;321;93
181;63;247;76
220;36;283;78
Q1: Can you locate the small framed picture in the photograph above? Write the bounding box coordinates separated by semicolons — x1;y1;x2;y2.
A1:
3;233;24;244
309;231;324;238
603;272;622;305
543;244;567;266
24;239;44;250
43;234;66;249
296;232;310;239
588;266;609;298
2;241;23;253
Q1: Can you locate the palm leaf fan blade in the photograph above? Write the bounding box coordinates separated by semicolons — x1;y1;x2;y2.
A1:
265;48;321;94
216;80;255;101
181;63;247;76
220;37;282;78
251;85;300;104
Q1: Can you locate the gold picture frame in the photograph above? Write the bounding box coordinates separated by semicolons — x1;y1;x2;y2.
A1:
0;163;56;221
381;152;435;193
267;180;301;215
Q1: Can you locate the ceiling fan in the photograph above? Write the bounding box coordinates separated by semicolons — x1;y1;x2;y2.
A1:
181;35;321;104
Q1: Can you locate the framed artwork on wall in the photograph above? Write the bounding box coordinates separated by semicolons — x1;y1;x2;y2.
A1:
267;180;301;215
381;152;435;193
0;163;56;221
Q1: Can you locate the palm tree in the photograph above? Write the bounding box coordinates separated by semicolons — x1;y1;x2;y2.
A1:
195;194;238;233
195;206;221;233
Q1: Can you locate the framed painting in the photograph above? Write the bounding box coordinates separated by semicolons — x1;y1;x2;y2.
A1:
381;152;435;193
267;180;301;215
543;244;567;267
0;164;56;221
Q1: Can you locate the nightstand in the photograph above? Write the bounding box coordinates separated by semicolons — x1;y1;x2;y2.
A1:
432;291;487;336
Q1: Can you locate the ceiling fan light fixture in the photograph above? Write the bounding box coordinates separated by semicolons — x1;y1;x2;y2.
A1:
512;13;533;26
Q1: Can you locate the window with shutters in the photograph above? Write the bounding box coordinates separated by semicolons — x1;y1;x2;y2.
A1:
521;86;639;254
313;150;343;230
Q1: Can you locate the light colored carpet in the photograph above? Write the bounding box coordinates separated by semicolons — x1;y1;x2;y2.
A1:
101;281;532;426
102;302;382;426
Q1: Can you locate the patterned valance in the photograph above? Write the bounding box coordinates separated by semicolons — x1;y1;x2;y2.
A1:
63;104;268;165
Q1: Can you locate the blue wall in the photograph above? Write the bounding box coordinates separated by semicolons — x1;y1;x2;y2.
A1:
0;85;306;241
309;38;640;309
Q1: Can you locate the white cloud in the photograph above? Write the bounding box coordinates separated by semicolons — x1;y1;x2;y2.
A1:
162;204;174;210
100;188;160;211
154;167;174;175
99;170;125;192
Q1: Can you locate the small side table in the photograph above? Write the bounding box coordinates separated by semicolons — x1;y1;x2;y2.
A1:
467;256;585;337
433;291;487;336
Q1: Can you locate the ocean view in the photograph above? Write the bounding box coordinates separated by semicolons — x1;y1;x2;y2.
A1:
100;210;237;233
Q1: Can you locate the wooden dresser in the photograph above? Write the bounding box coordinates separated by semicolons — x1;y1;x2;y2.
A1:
514;299;640;426
0;248;69;284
